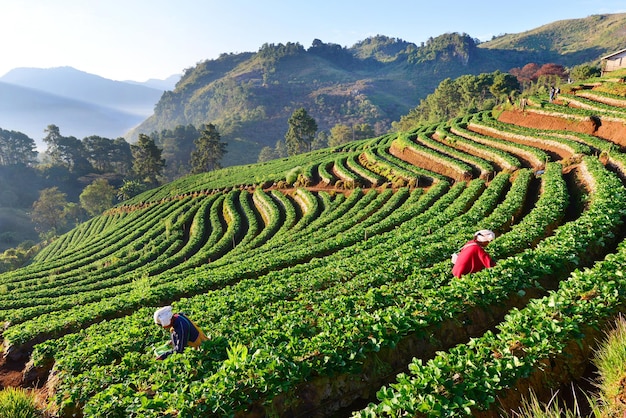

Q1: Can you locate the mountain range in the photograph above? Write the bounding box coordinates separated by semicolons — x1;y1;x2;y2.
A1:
0;67;178;149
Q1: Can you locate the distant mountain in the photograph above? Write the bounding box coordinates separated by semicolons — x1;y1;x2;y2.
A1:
0;67;176;148
0;81;148;149
479;13;626;64
123;74;180;91
130;13;626;167
1;66;165;115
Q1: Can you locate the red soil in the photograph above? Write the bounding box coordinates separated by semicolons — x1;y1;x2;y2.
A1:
498;108;626;148
0;355;24;389
389;141;469;181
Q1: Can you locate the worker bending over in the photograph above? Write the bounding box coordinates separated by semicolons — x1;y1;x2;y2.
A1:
153;305;209;360
451;229;496;278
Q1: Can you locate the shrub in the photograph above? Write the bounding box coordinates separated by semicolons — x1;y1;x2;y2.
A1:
0;387;42;418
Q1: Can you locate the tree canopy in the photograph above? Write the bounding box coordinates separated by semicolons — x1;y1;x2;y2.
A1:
190;123;227;174
131;134;165;187
285;108;318;156
393;70;520;130
79;179;116;217
31;187;68;236
0;128;37;166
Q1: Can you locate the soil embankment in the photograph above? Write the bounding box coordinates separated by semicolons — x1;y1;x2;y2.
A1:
499;108;626;148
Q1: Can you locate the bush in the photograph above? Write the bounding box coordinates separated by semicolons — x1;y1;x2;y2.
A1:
0;387;42;418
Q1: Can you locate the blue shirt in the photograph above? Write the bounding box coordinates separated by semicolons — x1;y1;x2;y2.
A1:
160;313;201;359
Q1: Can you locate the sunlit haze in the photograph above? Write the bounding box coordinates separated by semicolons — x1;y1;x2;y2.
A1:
2;0;625;82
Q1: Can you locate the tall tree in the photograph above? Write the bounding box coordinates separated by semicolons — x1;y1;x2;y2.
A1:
329;124;352;147
190;123;227;174
274;140;288;158
80;179;116;216
353;124;374;141
131;134;165;187
31;187;68;235
83;135;116;172
111;138;133;176
42;125;91;173
257;146;277;163
0;129;37;166
510;63;541;90
285;108;317;156
489;71;520;103
311;131;329;151
42;124;63;165
157;124;200;179
569;64;600;82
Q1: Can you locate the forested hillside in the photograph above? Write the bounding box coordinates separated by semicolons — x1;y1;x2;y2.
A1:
130;13;626;167
1;66;626;417
480;12;626;62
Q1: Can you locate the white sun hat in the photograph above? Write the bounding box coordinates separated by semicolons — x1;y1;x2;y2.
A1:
154;306;174;327
474;229;495;242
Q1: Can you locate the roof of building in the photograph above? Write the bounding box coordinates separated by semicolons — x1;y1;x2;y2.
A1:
601;48;626;60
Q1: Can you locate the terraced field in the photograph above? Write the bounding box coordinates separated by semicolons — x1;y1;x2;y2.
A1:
1;74;626;417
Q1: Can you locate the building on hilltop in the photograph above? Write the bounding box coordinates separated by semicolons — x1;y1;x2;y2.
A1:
601;48;626;76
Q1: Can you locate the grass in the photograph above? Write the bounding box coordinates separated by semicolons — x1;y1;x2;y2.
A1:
594;315;626;417
0;387;42;418
512;315;626;418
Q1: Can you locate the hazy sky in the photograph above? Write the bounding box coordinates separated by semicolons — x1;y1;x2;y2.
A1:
2;0;625;82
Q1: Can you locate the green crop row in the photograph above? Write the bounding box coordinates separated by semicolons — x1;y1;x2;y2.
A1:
478;111;592;156
413;129;494;178
4;78;625;418
2;183;444;349
394;133;473;180
575;88;626;108
437;121;521;172
527;95;626;125
559;93;626;118
375;141;447;185
37;172;551;415
0;196;195;290
346;153;386;186
355;156;626;417
455;114;549;168
72;171;545;415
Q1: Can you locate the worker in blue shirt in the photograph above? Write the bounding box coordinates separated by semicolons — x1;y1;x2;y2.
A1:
153;305;208;360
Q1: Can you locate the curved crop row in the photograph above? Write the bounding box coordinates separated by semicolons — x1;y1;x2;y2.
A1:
356;156;626;417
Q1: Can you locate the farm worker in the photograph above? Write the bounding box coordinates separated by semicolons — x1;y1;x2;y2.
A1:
153;305;209;360
451;229;496;278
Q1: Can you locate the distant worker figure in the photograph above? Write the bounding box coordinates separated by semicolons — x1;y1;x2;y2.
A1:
153;306;209;360
519;97;527;111
451;229;496;278
549;86;556;102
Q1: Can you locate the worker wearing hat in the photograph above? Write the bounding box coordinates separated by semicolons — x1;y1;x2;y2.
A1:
153;306;209;360
451;229;496;278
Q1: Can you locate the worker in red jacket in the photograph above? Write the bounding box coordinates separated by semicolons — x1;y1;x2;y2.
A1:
451;229;496;278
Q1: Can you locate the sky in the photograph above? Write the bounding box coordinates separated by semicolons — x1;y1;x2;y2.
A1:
1;0;625;83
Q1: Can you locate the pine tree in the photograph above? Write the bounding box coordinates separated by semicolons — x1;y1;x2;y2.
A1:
190;123;227;174
131;134;165;187
285;108;317;156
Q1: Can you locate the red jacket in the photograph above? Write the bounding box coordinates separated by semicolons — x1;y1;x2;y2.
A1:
452;240;495;278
